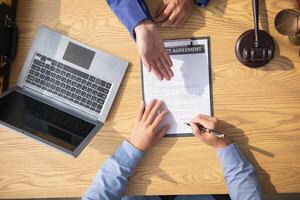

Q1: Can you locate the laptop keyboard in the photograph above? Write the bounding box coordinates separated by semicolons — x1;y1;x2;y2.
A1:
24;95;95;137
25;52;112;114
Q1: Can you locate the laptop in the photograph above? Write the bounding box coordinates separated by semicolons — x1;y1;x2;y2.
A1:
0;26;128;157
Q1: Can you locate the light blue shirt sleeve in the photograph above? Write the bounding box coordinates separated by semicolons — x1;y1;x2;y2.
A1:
218;144;263;200
83;141;262;200
83;140;144;200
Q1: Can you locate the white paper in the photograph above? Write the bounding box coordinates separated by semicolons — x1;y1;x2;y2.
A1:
142;38;211;135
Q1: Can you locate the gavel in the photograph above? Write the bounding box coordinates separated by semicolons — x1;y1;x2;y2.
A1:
235;0;275;68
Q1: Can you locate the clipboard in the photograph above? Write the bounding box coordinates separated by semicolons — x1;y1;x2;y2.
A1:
141;37;213;137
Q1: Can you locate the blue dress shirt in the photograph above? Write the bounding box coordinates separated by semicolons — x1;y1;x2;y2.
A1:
106;0;210;38
83;140;262;200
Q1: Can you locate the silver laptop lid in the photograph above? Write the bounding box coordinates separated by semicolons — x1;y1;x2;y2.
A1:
17;26;128;122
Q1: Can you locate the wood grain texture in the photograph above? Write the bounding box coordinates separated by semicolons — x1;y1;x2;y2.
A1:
1;0;300;198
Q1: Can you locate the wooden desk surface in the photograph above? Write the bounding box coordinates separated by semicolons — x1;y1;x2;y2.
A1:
1;0;300;198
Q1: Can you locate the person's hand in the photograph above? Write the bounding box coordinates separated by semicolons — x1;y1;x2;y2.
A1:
190;114;231;150
134;21;173;81
155;0;194;28
129;99;170;152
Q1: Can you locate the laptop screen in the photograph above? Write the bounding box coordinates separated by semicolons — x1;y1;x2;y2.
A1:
0;91;96;152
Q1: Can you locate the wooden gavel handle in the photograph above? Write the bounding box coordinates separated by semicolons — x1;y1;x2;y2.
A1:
297;0;300;9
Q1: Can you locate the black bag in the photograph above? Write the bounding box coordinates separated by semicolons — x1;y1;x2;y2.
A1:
0;0;18;92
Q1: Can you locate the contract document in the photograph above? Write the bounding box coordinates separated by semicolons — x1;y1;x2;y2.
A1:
142;38;212;136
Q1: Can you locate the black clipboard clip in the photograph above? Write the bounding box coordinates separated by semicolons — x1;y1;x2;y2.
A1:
189;40;194;47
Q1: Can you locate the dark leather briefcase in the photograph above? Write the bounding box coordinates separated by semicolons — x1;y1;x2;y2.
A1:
0;0;18;93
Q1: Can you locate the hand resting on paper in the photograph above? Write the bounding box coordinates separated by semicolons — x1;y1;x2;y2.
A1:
128;99;170;152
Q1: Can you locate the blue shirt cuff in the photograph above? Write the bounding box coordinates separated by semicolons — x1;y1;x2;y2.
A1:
112;140;144;169
107;0;152;39
217;143;248;167
194;0;209;7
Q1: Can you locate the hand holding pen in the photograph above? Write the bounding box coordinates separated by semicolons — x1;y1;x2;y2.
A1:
187;114;231;150
185;123;225;138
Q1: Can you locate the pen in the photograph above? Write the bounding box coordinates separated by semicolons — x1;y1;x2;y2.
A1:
185;122;225;138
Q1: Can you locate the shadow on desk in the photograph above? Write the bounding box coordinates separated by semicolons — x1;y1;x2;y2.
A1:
219;120;277;194
88;128;178;193
126;137;178;195
260;40;295;72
